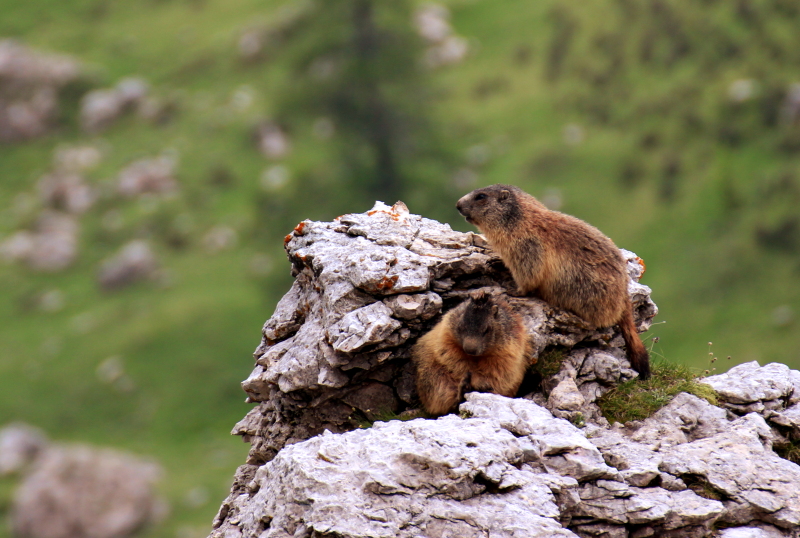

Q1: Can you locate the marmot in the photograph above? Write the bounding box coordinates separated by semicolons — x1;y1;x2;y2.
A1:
456;184;651;379
412;290;533;416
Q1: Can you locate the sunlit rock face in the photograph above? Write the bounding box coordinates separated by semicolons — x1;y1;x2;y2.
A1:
210;202;800;538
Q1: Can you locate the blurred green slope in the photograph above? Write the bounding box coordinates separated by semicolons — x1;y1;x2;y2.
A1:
0;0;799;537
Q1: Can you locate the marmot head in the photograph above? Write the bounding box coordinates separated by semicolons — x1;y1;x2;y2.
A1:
451;290;514;356
456;184;525;232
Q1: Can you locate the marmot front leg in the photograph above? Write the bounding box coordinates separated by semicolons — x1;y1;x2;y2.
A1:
415;360;463;416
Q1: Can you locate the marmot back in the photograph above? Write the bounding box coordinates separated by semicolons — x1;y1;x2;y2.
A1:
456;184;650;379
412;291;532;416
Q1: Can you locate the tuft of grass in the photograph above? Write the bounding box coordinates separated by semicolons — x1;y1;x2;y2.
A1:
682;474;725;501
353;408;425;428
532;347;566;377
569;412;586;428
597;359;718;424
775;441;800;466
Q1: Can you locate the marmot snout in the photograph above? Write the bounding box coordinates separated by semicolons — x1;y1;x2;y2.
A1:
457;184;651;379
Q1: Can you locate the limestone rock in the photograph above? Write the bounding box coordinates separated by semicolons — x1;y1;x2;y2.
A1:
0;423;47;476
659;413;800;530
80;77;149;133
11;444;165;538
97;240;159;291
462;393;614;482
718;525;797;538
116;155;178;198
38;171;95;214
629;392;731;450
0;211;79;272
700;361;800;416
0;40;82;142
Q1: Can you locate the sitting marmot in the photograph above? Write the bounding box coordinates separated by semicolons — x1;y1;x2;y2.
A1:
412;290;533;415
456;184;650;379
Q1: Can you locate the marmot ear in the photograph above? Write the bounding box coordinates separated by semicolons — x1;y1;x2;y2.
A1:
498;189;510;202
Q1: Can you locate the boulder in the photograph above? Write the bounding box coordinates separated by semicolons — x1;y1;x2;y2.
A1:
12;445;165;538
0;40;82;142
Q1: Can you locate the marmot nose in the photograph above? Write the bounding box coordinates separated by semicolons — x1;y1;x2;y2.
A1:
456;199;465;215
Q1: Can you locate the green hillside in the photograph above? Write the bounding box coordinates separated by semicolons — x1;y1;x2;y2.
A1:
1;0;799;537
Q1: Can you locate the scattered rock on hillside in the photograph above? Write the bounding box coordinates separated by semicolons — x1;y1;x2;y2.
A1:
97;240;159;291
413;4;469;68
52;144;103;172
116;155;178;197
38;171;95;214
12;445;165;538
0;422;166;538
253;121;291;160
80;77;149;133
0;40;82;142
0;211;79;272
0;423;47;476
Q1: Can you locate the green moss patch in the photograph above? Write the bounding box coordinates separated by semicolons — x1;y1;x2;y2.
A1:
597;359;718;424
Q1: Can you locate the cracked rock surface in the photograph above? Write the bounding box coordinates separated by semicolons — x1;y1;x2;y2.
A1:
209;203;800;538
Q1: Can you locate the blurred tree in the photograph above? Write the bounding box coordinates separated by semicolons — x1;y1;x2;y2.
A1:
275;0;448;206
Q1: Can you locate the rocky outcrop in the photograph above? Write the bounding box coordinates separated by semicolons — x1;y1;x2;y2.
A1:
209;203;800;538
231;201;656;466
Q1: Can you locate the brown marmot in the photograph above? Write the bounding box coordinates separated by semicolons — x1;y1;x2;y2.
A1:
456;184;651;380
412;290;533;416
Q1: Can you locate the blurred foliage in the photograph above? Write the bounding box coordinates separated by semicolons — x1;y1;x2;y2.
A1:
273;0;451;206
0;0;799;537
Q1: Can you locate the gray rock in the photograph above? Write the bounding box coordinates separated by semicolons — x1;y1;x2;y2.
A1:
97;240;159;291
766;402;800;439
328;301;402;353
80;77;149;133
589;429;662;488
0;211;79;272
660;413;800;529
0;423;47;476
571;483;724;537
382;291;442;321
238;416;579;538
629;392;730;449
12;444;165;538
0;40;82;142
550;377;586;410
116;155;178;198
701;362;800;412
38;171;95;214
461;393;614;482
718;525;797;538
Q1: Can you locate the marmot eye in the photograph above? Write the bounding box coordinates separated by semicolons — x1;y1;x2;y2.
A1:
475;193;488;201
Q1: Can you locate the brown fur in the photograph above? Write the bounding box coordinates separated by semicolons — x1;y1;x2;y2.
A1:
456;184;650;379
412;291;533;416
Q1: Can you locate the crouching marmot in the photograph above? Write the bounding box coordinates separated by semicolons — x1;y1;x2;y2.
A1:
456;184;651;380
412;290;533;416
